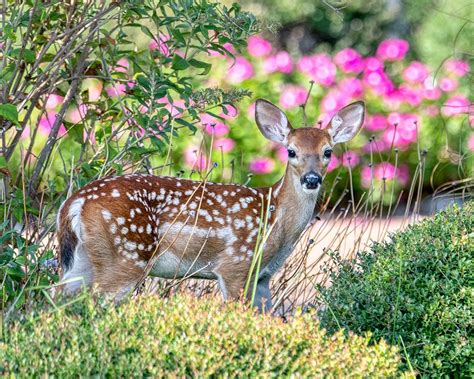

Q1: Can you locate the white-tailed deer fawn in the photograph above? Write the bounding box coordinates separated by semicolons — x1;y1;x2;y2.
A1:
57;99;364;310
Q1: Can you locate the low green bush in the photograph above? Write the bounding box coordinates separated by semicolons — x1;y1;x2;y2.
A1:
1;294;409;377
318;202;474;377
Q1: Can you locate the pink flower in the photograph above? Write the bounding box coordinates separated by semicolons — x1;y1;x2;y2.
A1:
279;85;307;109
263;51;293;74
342;151;360;167
209;42;235;57
375;162;397;180
444;59;470;77
442;95;470;116
298;53;336;87
220;104;238;119
439;77;458;92
365;114;387;132
422;81;441;100
397;164;410;186
66;104;88;124
361;165;373;188
105;83;127;97
228;57;254;83
363;70;394;95
364;57;384;72
326;155;340;173
338;77;363;98
249;157;275;174
321;89;349;115
247;35;272;57
402;61;429;83
334;48;364;73
202;117;229;137
424;105;439;117
376;39;409;61
213;138;235;153
149;33;170;57
363;139;390;153
398;84;423;106
38;112;67;137
468;134;474;151
247;102;256;118
113;58;129;74
276;145;288;163
83;78;103;102
184;147;208;171
45;94;64;110
383;114;419;148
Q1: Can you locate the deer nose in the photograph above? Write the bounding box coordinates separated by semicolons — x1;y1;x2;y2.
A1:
302;171;322;189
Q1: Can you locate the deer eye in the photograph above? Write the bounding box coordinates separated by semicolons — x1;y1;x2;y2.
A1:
323;149;332;159
288;149;296;158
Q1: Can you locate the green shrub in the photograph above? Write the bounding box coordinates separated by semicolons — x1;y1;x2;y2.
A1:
318;202;474;376
1;294;409;377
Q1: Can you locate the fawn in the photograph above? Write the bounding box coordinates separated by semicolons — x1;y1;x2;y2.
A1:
57;99;364;311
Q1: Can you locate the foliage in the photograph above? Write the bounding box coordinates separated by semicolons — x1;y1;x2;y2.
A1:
0;293;411;377
0;0;258;310
317;202;474;376
180;34;472;205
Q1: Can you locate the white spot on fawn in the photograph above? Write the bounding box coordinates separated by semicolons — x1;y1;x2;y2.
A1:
111;189;120;197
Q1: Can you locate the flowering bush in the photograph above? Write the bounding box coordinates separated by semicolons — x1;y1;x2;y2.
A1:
179;36;472;204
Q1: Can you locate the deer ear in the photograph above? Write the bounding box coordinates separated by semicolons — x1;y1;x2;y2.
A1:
255;99;292;145
329;101;365;144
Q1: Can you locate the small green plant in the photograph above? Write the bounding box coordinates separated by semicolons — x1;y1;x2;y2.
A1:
317;202;474;376
0;293;411;377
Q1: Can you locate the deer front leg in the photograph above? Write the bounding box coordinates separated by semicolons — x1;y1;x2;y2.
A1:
251;274;272;312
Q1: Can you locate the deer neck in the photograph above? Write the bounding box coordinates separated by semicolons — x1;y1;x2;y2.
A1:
269;164;319;243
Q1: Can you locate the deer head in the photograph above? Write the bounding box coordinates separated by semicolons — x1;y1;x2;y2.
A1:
255;99;365;192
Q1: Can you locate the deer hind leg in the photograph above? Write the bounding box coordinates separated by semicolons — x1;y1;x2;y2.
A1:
60;243;94;295
253;275;272;312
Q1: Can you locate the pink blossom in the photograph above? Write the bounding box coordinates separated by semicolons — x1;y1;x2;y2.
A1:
220;104;238;119
184;147;208;171
342;151;360;167
45;94;64;110
422;85;441;101
209;42;236;57
263;51;293;74
375;162;397;180
334;48;364;73
276;145;288;163
363;70;394;95
326;155;340;173
249;157;275;174
66;104;88;124
83;129;96;144
365;114;387;132
247;35;272;57
38;112;67;137
402;61;429;83
213;138;235;153
468;134;474;151
149;33;170;57
361;165;373;188
363;139;390;153
228;57;254;83
338;77;363;98
398;84;423;106
113;58;129;74
203;121;229;137
439;77;458;92
321;89;349;115
84;78;103;102
105;83;127;97
424;105;439;117
247;102;256;117
364;57;384;72
298;53;336;87
442;95;470;116
397;164;410;186
279;85;307;109
167;99;185;118
444;59;470;77
383;114;419;148
376;39;409;61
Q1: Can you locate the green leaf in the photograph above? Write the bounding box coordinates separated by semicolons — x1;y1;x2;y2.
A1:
0;104;19;126
11;48;36;63
171;55;190;70
174;118;197;133
189;59;212;75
